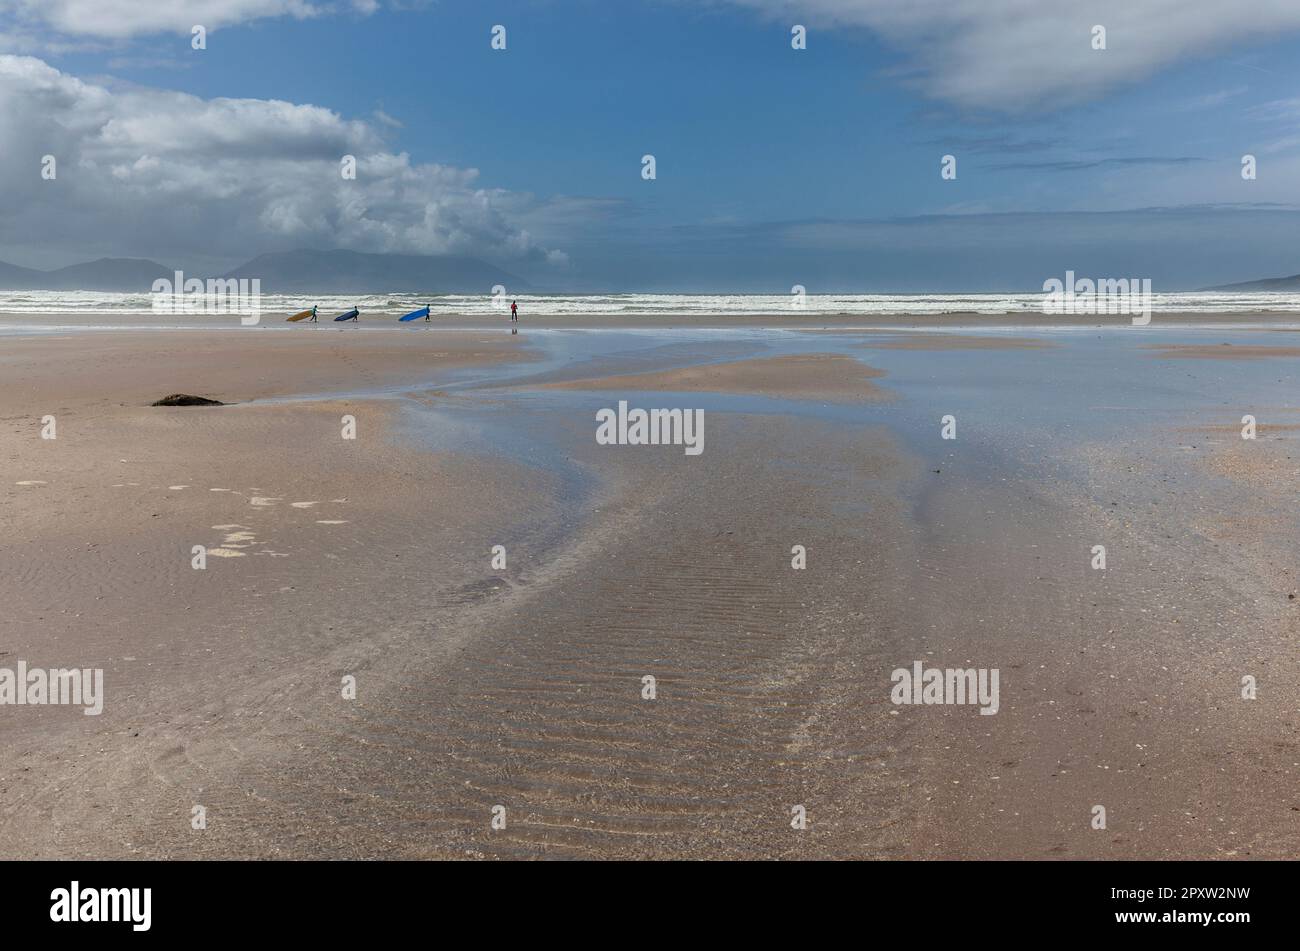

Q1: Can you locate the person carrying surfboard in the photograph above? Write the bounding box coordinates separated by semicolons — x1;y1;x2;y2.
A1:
425;303;431;322
309;305;317;322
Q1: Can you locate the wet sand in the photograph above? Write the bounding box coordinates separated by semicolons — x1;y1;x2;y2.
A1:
0;329;531;405
539;352;891;403
6;309;1300;335
1;318;1297;859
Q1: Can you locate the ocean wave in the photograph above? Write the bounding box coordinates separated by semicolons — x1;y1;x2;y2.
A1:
2;290;1300;317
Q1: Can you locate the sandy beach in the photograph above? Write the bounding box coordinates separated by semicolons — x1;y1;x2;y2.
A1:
1;315;1297;859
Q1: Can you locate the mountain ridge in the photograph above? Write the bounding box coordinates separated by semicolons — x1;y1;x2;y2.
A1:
0;250;530;293
1202;272;1300;292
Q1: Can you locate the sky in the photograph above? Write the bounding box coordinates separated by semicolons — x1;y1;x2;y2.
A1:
2;0;1300;291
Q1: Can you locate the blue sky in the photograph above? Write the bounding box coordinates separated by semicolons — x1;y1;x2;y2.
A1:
4;0;1300;290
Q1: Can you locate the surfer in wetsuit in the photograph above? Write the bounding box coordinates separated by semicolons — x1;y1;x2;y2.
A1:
351;306;359;321
425;303;431;322
309;305;317;322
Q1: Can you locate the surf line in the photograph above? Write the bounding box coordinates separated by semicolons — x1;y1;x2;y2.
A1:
595;400;704;456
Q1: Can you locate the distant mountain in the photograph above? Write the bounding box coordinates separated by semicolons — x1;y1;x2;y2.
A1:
46;258;176;291
1202;272;1300;292
221;249;530;294
0;259;43;287
0;249;529;293
0;257;173;291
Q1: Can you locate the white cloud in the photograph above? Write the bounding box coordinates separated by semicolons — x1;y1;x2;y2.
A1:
2;1;323;39
1182;85;1249;110
723;0;1300;111
0;54;567;267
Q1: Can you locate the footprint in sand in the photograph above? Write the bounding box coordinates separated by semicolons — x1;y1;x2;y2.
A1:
15;480;47;486
290;501;320;508
168;485;189;490
210;488;231;493
208;548;247;558
316;520;348;525
249;497;282;507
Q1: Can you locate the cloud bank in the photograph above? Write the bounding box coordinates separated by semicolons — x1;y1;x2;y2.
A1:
0;55;566;268
1;1;329;39
724;0;1300;111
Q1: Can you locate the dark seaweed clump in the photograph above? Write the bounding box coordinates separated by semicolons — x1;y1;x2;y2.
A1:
151;394;225;406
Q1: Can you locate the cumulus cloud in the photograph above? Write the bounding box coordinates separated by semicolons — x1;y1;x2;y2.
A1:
0;54;566;267
722;0;1300;112
1;1;324;39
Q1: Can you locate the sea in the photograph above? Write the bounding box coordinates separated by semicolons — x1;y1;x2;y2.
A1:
1;290;1299;319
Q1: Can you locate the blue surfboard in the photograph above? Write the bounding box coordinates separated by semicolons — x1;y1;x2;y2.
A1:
398;306;430;322
333;308;359;322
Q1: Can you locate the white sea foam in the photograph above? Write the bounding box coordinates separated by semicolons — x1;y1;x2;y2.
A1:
3;289;1300;319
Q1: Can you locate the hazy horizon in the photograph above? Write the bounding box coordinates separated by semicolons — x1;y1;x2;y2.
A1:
1;246;1298;296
